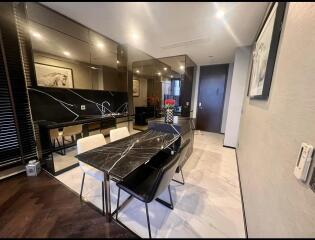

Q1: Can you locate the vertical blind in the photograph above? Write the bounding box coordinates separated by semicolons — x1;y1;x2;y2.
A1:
0;3;37;167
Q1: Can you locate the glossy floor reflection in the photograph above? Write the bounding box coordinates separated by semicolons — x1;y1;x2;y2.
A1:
56;131;245;238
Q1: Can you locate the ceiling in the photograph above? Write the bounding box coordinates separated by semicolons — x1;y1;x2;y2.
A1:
42;2;269;66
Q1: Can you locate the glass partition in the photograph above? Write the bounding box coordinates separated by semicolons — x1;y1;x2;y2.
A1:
26;2;126;92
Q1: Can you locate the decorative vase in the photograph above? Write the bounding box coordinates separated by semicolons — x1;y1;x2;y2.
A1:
164;108;174;124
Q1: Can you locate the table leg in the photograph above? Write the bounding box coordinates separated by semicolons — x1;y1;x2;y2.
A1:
103;172;111;221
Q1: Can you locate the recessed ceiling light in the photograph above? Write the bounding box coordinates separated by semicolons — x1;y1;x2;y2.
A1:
170;75;173;78
216;10;225;19
180;65;184;70
31;31;42;39
132;33;139;40
117;60;120;64
157;72;161;76
63;51;70;56
96;42;104;49
163;67;167;71
136;70;140;73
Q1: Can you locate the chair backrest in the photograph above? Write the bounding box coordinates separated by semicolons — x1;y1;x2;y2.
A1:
77;133;106;154
110;127;130;142
50;128;62;139
63;124;82;137
150;153;181;201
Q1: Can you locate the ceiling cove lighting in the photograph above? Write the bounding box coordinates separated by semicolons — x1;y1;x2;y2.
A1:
63;51;71;56
216;10;225;19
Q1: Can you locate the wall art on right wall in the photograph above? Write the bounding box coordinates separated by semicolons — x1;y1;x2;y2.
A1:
248;2;287;100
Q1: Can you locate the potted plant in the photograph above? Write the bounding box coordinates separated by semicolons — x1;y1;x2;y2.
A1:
164;99;176;123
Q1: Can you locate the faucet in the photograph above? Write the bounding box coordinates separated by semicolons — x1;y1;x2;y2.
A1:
101;101;111;116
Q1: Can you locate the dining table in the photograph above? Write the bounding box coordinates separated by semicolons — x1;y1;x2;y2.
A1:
75;129;180;220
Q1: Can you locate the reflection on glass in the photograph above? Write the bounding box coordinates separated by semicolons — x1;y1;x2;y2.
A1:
27;3;126;92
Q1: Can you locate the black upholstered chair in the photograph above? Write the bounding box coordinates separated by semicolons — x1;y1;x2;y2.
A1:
148;139;190;185
115;152;180;238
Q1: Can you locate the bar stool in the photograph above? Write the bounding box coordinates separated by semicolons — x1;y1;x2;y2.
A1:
62;124;83;154
50;128;64;155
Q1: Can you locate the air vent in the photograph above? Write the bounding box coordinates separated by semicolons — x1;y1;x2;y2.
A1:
161;37;211;49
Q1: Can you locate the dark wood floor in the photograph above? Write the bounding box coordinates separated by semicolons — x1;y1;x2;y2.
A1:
0;171;137;238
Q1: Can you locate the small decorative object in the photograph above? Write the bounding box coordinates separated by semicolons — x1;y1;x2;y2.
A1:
164;99;175;124
133;79;140;97
35;63;74;88
26;160;41;176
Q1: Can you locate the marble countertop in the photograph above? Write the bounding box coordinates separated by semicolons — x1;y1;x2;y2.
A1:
75;129;180;180
37;113;128;129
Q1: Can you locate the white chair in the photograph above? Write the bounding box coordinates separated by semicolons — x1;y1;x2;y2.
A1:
63;124;83;154
109;127;130;142
77;134;106;214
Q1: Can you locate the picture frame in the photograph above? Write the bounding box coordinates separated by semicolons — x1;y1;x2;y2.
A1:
133;79;140;97
248;2;286;100
34;63;74;89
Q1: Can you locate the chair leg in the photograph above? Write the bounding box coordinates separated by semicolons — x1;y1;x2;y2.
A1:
180;167;185;185
172;166;185;185
168;185;174;209
102;181;105;216
80;173;85;200
145;203;152;239
62;137;66;155
116;188;121;220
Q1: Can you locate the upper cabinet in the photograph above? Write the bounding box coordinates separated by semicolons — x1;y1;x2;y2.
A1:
26;3;127;92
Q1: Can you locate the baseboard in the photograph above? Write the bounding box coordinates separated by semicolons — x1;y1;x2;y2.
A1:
223;145;236;149
235;150;248;238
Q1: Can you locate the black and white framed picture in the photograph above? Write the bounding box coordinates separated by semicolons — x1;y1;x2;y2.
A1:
133;79;140;97
34;63;74;88
248;2;286;100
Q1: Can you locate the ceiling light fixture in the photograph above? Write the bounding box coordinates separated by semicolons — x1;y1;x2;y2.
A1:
136;70;140;73
170;75;174;78
63;51;70;56
31;31;42;39
132;33;139;40
216;10;225;19
157;72;161;76
96;42;104;49
180;65;184;70
163;67;167;71
117;60;120;64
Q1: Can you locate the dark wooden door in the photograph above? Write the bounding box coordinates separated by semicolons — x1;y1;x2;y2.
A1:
196;64;228;132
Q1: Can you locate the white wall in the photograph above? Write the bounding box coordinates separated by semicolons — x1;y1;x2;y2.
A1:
221;63;234;133
223;46;251;147
191;65;200;118
237;3;315;237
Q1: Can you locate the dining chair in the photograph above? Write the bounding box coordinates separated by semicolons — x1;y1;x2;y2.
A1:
109;126;130;142
115;152;180;238
77;133;106;215
63;124;83;154
147;140;190;185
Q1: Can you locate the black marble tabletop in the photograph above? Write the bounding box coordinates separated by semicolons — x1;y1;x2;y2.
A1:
75;129;180;180
148;116;196;135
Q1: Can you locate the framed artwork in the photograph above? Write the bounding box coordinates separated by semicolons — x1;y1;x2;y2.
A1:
34;63;74;88
133;79;140;97
248;2;286;100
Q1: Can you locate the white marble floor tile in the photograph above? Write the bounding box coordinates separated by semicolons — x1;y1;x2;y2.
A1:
55;131;245;238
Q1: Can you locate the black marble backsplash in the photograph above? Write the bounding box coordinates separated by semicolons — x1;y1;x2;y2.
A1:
28;87;128;122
